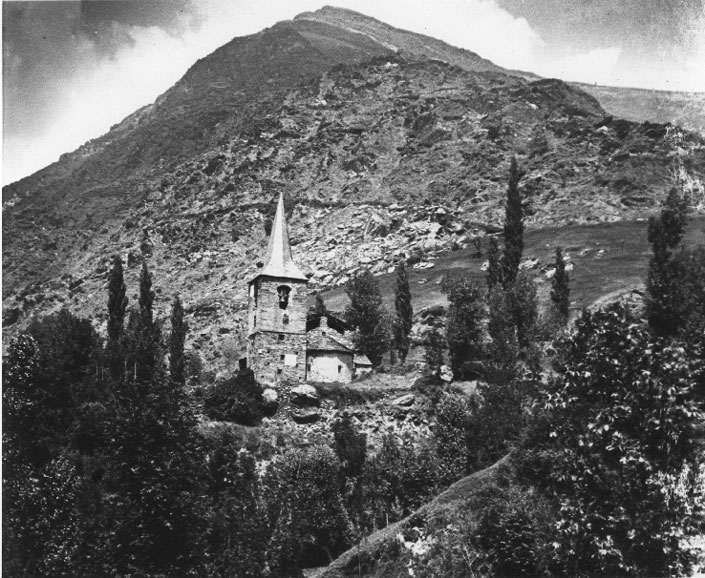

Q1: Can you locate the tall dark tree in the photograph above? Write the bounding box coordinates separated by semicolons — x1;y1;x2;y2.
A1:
169;295;188;387
501;156;524;288
125;262;161;384
393;260;413;363
106;255;129;379
442;274;484;378
107;255;128;346
646;187;689;336
550;247;570;323
486;236;503;292
345;270;389;366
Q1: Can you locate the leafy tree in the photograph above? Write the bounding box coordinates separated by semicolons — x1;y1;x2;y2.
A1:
393;260;413;363
550;247;570;323
522;305;705;576
434;392;473;482
332;414;367;480
362;433;440;528
442;273;484;378
345;270;389;366
106;365;207;576
467;376;534;472
332;414;367;532
3;335;43;470
3;454;82;578
169;295;188;387
207;435;268;578
424;328;445;378
646;187;692;336
265;447;353;572
501;156;524;288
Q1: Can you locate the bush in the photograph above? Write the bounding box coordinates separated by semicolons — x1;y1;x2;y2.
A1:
475;485;556;577
204;368;264;425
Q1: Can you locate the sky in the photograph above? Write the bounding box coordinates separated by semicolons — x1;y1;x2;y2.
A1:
3;0;705;185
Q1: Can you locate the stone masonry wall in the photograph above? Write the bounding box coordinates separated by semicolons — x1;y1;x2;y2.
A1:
248;276;308;336
246;275;308;387
247;331;307;386
307;351;354;383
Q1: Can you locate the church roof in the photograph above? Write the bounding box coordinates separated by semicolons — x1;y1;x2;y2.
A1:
257;193;307;282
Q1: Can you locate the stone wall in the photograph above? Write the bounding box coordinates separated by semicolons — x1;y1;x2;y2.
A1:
247;331;307;386
247;276;308;336
307;351;354;383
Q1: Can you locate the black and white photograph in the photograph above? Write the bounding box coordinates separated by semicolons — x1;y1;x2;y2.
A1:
3;1;705;576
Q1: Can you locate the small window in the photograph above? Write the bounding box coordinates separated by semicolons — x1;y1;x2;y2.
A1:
282;313;289;324
278;334;285;341
338;365;343;374
280;354;285;361
277;368;282;375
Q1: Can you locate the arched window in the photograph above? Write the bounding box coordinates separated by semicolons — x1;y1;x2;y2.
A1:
277;285;291;309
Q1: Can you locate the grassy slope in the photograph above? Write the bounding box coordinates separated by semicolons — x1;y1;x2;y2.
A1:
310;455;512;578
318;217;705;315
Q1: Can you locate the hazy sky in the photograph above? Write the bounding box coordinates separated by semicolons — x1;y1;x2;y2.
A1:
3;0;705;185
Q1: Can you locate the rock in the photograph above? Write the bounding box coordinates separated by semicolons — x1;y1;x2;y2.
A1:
391;393;415;407
292;408;321;424
291;384;320;407
262;388;278;406
440;365;453;382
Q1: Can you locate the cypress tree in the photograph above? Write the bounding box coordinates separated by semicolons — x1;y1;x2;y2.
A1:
126;262;160;385
501;156;524;288
486;236;503;292
551;247;570;323
107;255;128;346
393;260;413;363
169;296;188;387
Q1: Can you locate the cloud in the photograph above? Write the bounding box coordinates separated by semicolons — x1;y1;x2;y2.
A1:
539;47;622;86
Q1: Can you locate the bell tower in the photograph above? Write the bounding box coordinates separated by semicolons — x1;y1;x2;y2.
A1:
246;193;308;385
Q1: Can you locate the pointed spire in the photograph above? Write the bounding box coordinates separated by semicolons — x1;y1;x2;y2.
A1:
259;193;307;281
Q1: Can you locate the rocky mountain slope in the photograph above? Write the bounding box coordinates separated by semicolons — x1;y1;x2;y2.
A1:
3;8;705;367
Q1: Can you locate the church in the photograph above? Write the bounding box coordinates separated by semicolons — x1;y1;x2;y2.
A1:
242;194;372;386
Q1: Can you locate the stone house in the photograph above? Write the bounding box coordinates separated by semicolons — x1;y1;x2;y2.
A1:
243;193;371;386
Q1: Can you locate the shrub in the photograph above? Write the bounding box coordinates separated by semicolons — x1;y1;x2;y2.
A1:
204;368;264;426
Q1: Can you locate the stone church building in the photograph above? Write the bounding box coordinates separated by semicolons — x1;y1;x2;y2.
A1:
243;194;372;386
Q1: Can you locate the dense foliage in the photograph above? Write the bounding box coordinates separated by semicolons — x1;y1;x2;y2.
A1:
441;273;484;378
393;260;413;363
345;269;390;366
521;305;705;576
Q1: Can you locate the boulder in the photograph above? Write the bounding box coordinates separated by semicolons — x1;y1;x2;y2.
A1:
262;388;278;406
291;384;320;407
292;408;321;424
440;365;454;383
391;393;415;407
